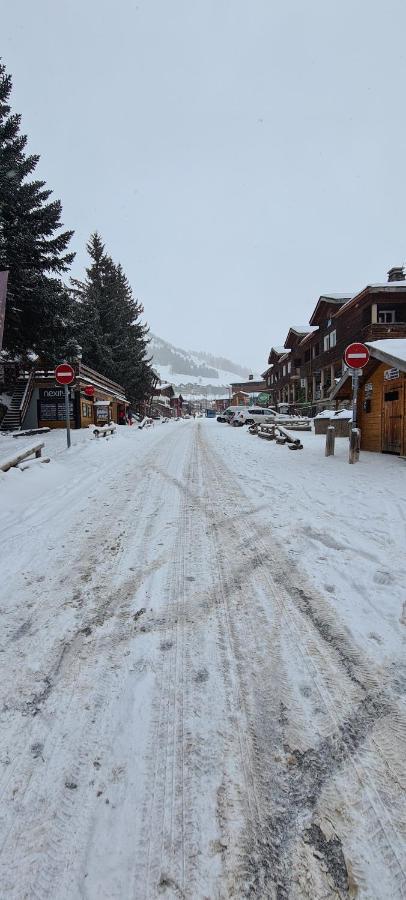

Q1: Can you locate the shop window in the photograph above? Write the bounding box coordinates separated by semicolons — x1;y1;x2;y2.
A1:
384;390;399;402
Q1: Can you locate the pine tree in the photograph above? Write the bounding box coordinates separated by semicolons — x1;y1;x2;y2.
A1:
0;60;74;358
72;233;155;405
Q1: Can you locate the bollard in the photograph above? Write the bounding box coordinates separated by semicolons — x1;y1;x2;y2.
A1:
349;428;361;464
325;425;336;457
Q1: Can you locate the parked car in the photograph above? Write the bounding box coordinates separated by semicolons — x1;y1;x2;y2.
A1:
230;406;311;428
229;406;278;426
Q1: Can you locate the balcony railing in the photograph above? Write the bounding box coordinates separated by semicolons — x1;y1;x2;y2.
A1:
362;322;406;341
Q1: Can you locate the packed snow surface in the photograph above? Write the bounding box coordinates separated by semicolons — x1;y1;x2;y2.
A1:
0;420;405;898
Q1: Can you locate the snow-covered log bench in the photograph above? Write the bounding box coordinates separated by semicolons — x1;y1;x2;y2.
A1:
0;442;45;472
93;425;116;438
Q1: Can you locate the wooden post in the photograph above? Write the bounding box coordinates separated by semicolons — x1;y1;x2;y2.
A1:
349;428;361;464
325;425;335;456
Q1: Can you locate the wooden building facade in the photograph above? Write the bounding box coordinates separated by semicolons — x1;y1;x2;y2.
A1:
332;340;406;455
264;269;406;414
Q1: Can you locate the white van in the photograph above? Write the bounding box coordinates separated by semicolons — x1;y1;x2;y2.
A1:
216;405;249;423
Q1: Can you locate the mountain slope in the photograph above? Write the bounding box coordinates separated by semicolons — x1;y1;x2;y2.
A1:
150;334;252;397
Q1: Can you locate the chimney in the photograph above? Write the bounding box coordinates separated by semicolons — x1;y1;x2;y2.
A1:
387;266;405;282
249;374;253;380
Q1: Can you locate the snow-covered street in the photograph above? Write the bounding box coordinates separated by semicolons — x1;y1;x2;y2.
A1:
0;419;405;899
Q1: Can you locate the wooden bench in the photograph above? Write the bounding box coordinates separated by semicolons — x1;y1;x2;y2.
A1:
93;425;116;438
0;442;45;472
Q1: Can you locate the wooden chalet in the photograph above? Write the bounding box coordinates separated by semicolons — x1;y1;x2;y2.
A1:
170;393;184;416
151;381;175;417
331;339;406;455
263;266;406;414
230;376;267;397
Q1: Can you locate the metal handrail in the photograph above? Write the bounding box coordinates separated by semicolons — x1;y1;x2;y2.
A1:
19;369;35;424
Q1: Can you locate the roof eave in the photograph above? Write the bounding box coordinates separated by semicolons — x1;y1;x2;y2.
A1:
366;343;406;373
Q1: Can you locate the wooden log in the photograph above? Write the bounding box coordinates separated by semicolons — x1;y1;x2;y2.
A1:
0;442;45;472
12;427;51;438
288;443;303;450
93;425;116;438
349;427;361;464
275;436;288;444
325;425;335;457
276;425;301;445
258;431;274;440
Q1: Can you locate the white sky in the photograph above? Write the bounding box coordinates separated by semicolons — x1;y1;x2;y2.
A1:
3;0;406;370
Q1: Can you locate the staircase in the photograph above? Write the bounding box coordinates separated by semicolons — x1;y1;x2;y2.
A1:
0;377;29;432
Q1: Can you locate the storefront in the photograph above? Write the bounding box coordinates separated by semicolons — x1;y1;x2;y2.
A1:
21;362;129;431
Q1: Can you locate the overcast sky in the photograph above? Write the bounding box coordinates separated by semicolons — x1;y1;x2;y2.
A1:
3;0;406;371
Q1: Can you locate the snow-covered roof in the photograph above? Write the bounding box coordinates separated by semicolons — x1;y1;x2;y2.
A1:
330;339;406;401
319;293;353;300
290;326;316;333
366;339;406;370
336;281;406;318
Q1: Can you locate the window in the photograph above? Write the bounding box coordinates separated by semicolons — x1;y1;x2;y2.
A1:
323;330;336;352
287;361;292;374
312;343;320;359
81;402;93;418
283;365;286;376
305;349;311;362
378;310;396;324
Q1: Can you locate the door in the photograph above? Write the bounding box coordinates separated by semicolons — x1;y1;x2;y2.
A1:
382;381;403;453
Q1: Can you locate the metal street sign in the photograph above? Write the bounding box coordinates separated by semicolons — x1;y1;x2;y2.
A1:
344;342;370;369
84;385;95;397
55;362;75;448
54;363;75;385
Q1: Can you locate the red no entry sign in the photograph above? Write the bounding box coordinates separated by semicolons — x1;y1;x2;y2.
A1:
54;362;75;385
84;385;95;397
344;342;370;370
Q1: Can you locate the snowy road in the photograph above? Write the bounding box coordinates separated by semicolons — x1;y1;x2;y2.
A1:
0;420;405;899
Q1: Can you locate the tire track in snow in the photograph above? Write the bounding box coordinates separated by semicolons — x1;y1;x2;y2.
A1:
198;423;406;899
0;426;185;899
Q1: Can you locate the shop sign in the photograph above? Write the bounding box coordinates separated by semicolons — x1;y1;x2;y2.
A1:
384;367;400;381
39;387;73;401
364;382;373;394
256;392;270;405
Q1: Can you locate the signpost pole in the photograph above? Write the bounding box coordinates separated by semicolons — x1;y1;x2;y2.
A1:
54;362;75;449
64;383;71;449
344;343;370;465
352;369;359;428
